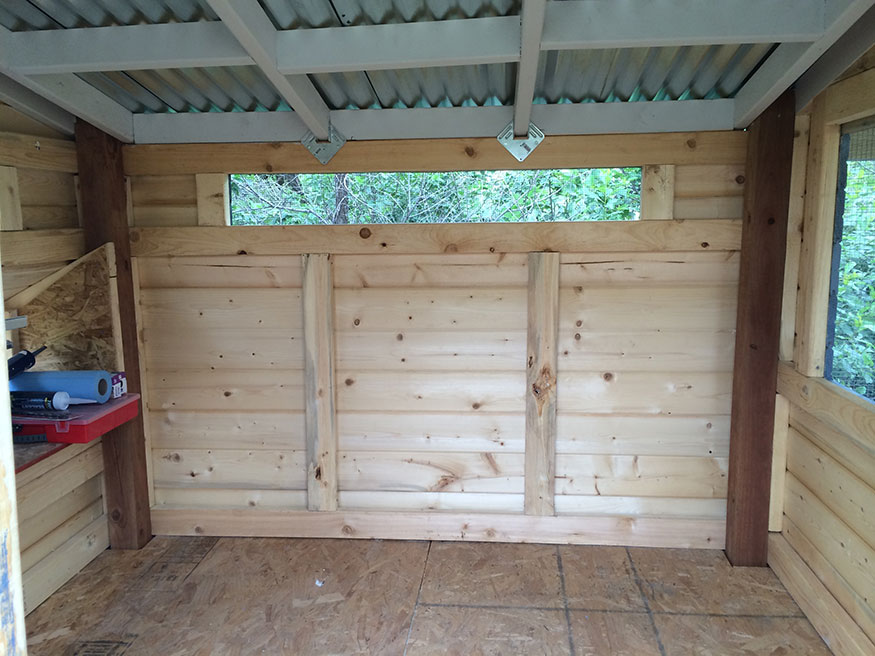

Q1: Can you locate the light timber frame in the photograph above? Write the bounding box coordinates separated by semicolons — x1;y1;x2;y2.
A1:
124;128;750;550
767;60;875;650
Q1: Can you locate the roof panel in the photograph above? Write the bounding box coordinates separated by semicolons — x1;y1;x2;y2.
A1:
259;0;520;28
0;0;217;29
534;44;775;105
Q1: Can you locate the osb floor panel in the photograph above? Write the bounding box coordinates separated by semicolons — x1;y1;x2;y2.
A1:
25;537;832;655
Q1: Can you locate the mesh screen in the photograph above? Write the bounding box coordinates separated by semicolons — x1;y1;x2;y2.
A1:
827;124;875;401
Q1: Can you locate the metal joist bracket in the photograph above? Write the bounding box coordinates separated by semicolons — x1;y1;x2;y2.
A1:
302;124;347;165
497;121;544;162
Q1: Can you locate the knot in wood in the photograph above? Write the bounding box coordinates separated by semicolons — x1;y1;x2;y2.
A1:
531;365;555;415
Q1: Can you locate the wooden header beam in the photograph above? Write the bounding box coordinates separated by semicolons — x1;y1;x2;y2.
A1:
123;130;747;175
130;219;742;258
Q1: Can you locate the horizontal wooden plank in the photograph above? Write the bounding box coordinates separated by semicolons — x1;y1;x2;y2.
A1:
153;487;307;509
0;130;78;172
778;362;875;456
129;220;743;257
13;442;93;488
555;495;725;518
557;415;730;456
17;474;102;550
789;404;875;489
336;451;726;498
132;205;198;227
130;175;198;206
337;371;524;413
559;285;737;333
20;205;79;230
674;196;744;220
149;410;305;450
144;328;303;370
556;454;727;498
336;331;526;371
16;168;77;206
335;253;528;288
338;412;525;453
783;473;875;612
558;371;732;415
22;515;108;615
787;428;875;549
336;287;526;332
783;516;875;644
559;330;735;373
16;443;103;522
339;490;523;513
123;131;748;175
335;491;725;518
334;285;737;335
769;534;875;656
2;260;70;298
674;164;746;198
136;255;303;289
336;371;730;416
0;228;85;266
147;369;304;412
150;508;727;549
139;288;303;330
331;251;741;288
560;251;740;286
336;412;729;457
339;451;522;493
152;449;306;490
21;498;104;572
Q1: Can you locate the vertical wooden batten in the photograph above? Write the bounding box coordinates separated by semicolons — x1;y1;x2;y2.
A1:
725;91;796;566
0;165;23;231
640;164;675;219
794;96;841;376
74;120;151;549
303;253;339;512
525;252;559;516
195;173;231;226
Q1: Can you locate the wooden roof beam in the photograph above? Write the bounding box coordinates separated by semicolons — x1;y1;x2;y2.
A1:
513;0;547;136
734;0;875;127
205;0;330;140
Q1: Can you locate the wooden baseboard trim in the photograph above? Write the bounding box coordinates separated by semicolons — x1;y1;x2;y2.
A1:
768;533;875;654
151;508;725;549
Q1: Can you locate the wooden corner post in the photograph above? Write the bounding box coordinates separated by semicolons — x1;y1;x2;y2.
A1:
75;120;152;549
725;91;796;566
525;252;559;516
302;253;338;511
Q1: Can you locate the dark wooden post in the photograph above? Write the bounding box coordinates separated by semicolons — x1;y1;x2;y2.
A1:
75;120;152;549
725;90;796;566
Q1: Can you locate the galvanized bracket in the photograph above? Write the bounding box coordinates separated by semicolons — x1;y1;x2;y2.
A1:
301;124;347;165
497;122;544;162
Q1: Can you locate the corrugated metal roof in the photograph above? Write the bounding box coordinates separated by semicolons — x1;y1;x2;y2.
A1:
0;0;218;30
1;0;774;118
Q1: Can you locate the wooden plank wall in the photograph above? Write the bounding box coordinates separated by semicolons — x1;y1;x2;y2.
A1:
16;443;109;615
131;134;746;548
0;109;109;616
768;61;875;653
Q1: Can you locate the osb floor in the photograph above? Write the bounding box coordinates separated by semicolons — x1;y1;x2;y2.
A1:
26;537;831;655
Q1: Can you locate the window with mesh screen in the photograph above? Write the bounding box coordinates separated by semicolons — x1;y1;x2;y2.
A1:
229;169;641;225
826;121;875;402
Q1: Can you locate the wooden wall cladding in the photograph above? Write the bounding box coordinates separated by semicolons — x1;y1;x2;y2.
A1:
775;364;875;645
136;216;740;547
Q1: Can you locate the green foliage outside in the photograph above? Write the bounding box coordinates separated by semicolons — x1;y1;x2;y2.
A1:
230;168;641;226
831;159;875;401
